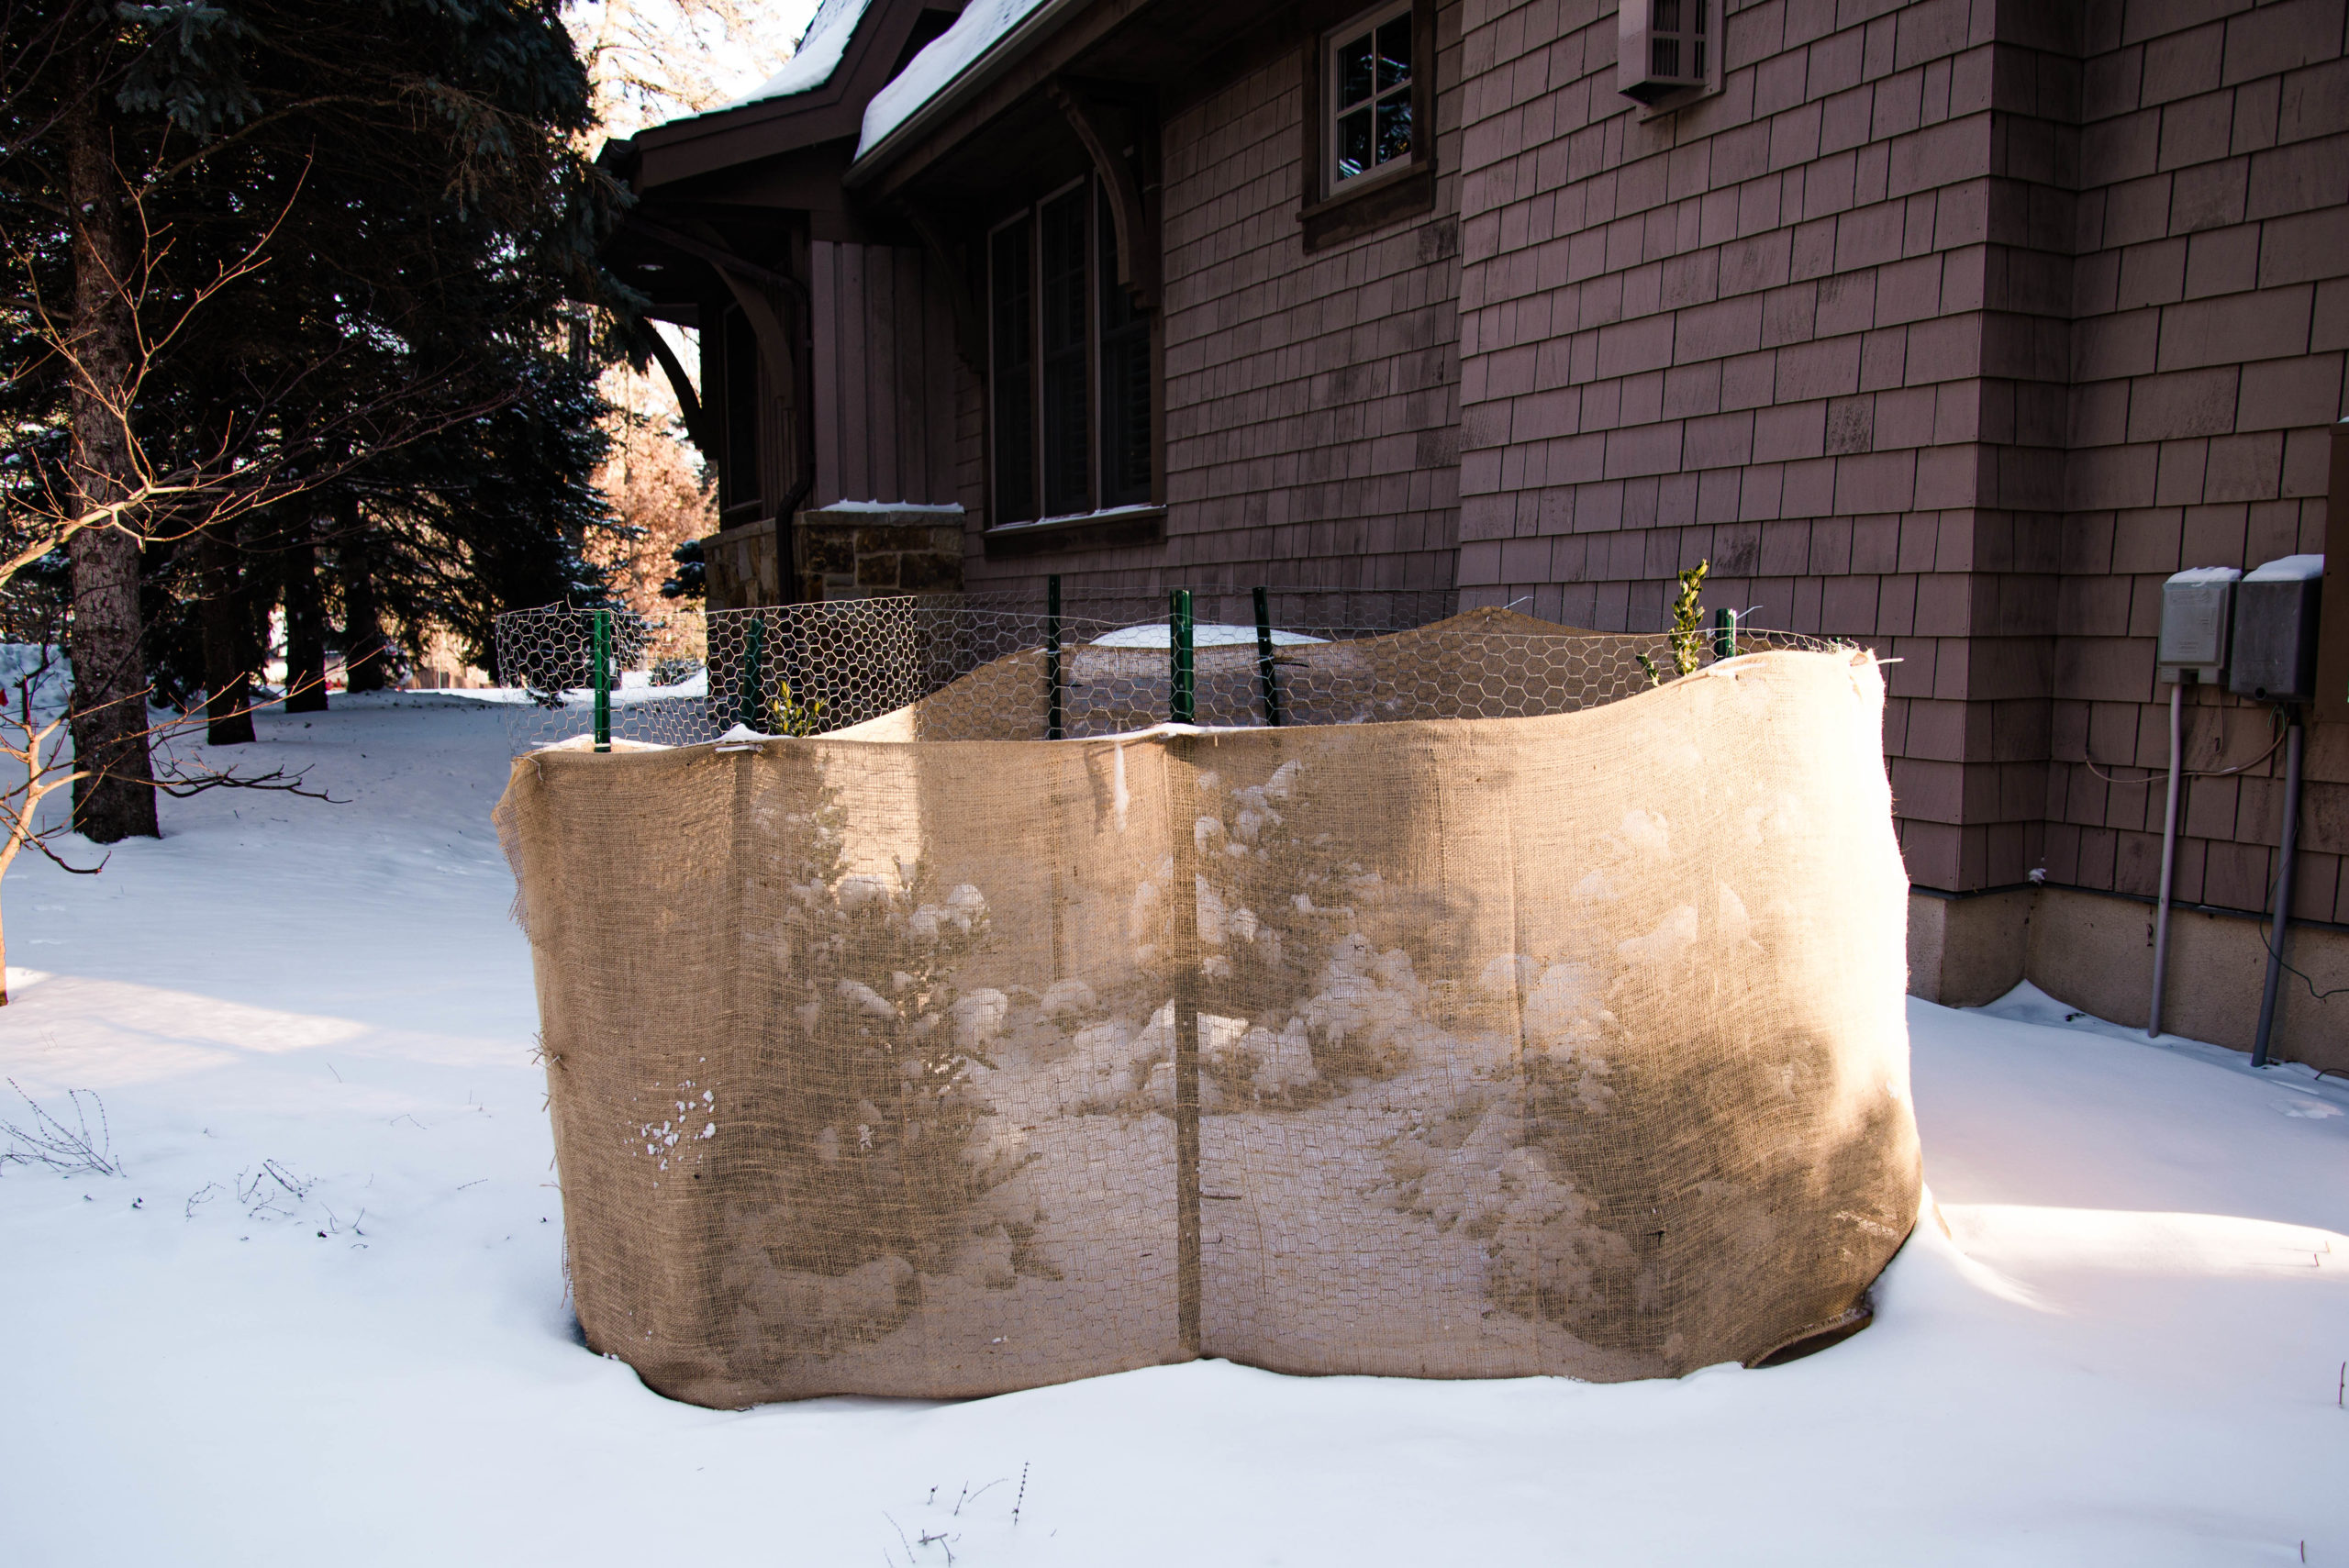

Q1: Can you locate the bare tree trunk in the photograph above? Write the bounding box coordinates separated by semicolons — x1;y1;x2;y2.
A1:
62;63;159;841
283;516;327;712
340;497;391;693
199;527;255;744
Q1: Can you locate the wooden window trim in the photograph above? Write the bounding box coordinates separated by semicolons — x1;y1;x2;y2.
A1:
1298;0;1436;253
981;504;1166;558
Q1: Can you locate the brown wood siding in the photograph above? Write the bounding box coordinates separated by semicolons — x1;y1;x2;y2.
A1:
1454;0;2060;895
811;239;960;506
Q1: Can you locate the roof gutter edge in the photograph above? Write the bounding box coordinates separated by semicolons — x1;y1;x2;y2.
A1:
842;0;1097;191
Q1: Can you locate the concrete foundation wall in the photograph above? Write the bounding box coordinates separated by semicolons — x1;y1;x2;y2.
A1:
1909;882;2349;1073
1906;885;2033;1007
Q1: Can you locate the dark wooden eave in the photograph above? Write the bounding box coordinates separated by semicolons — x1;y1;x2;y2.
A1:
618;0;967;195
845;0;1366;222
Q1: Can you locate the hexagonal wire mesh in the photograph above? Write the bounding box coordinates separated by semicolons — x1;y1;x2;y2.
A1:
490;586;1841;754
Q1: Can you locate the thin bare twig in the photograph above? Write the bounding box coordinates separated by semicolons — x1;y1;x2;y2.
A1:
1;1076;122;1175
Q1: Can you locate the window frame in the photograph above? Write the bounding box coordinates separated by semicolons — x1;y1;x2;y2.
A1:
984;172;1162;532
1322;0;1417;196
717;303;763;523
1297;0;1437;251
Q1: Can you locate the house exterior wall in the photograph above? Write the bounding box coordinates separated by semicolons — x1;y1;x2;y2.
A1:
678;0;2349;1059
960;0;1472;594
2049;0;2349;927
809;239;962;507
1451;0;2039;893
1448;0;2345;918
1436;0;2346;1056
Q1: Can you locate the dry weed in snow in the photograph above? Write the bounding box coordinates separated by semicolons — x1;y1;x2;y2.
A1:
0;1077;121;1176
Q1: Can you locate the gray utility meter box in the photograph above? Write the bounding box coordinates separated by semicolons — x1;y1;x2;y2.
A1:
2157;566;2241;684
2229;553;2326;703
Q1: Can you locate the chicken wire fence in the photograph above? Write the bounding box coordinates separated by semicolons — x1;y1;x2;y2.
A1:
494;586;1836;753
496;634;1918;1405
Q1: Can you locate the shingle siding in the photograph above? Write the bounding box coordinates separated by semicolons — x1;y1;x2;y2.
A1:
1451;0;2344;914
2051;0;2347;923
947;0;2342;922
964;0;1469;595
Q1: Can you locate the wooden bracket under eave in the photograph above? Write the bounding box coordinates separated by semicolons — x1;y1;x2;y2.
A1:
899;205;986;374
1047;82;1159;312
635;320;713;453
677;219;799;394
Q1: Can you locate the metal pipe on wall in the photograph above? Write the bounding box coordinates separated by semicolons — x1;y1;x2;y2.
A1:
2148;681;2186;1039
2252;713;2307;1069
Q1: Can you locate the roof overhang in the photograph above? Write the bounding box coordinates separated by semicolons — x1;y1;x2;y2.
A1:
618;0;965;195
845;0;1363;212
844;0;1105;192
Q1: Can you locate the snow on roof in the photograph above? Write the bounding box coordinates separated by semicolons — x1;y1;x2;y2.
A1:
858;0;1054;157
721;0;873;109
2243;552;2324;583
2165;566;2243;585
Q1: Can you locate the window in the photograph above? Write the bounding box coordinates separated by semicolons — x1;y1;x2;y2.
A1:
719;305;761;517
1038;184;1090;517
1326;1;1414;192
1097;183;1152;507
987;175;1154;527
987;221;1035;525
1299;0;1434;248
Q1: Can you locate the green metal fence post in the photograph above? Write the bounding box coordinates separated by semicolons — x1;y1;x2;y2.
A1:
1712;606;1738;661
592;608;612;753
1169;588;1195;725
1253;584;1283;727
1046;574;1063;740
740;611;766;731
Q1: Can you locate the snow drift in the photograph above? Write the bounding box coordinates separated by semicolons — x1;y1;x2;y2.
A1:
495;635;1919;1406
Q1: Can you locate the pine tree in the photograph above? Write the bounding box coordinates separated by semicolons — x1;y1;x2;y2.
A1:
3;0;618;795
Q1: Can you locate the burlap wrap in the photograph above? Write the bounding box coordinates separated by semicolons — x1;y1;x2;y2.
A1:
496;627;1920;1407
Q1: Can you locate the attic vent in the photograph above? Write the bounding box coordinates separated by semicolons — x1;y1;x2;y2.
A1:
1618;0;1711;106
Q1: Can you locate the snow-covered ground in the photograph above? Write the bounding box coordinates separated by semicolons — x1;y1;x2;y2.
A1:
1;695;2343;1566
